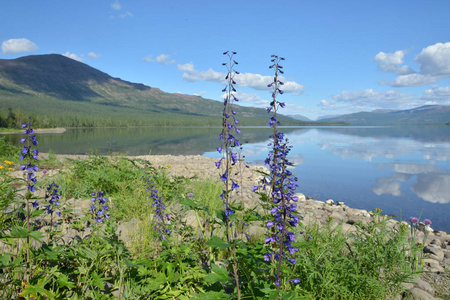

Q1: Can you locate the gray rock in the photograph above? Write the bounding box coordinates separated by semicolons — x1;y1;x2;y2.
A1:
405;287;437;300
409;278;435;295
424;245;445;261
430;239;442;248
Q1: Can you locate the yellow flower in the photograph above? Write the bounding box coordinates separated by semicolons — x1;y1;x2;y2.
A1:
8;168;13;171
166;164;172;169
4;160;13;165
0;166;4;170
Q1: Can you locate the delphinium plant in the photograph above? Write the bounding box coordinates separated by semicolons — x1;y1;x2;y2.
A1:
253;55;301;291
19;118;41;279
215;50;242;298
90;190;110;224
144;168;171;241
44;182;61;242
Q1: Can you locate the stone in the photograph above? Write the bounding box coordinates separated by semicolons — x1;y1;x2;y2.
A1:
329;211;346;222
409;278;435;295
325;199;334;205
423;245;445;262
405;287;437;300
430;238;442;248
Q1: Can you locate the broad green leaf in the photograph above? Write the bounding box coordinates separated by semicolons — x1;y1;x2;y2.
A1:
204;263;230;284
206;236;229;250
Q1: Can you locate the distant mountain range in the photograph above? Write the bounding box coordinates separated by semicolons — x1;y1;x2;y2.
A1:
0;54;309;127
287;114;311;122
319;105;450;125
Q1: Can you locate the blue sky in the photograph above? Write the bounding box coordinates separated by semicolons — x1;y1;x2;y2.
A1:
1;0;450;119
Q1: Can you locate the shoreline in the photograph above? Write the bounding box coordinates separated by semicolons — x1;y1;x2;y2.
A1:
0;127;67;134
40;153;449;234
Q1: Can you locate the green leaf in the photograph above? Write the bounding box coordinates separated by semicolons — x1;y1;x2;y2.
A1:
29;230;44;241
206;236;229;250
57;273;75;289
10;226;29;238
190;290;231;299
179;197;200;209
204;263;230;284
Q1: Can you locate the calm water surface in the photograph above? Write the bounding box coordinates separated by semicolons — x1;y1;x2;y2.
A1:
3;126;449;231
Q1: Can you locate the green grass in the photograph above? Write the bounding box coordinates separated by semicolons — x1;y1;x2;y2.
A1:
0;137;428;299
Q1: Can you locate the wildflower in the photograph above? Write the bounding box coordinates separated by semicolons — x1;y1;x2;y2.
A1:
42;169;48;174
409;217;419;224
45;182;61;217
423;219;432;225
20;120;39;194
257;55;301;288
90;191;110;223
144;168;170;240
188;192;193;198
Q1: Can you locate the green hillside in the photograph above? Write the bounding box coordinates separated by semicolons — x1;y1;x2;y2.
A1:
0;54;314;128
319;105;450;125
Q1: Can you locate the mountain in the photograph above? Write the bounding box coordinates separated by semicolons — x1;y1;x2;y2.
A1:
316;114;343;120
319;105;450;125
0;54;305;127
286;114;311;122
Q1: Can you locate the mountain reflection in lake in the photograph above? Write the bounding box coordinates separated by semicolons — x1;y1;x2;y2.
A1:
3;126;449;231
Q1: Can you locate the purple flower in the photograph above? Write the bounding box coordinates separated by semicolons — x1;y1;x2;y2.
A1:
409;217;419;224
188;192;193;198
423;219;432;225
289;278;300;284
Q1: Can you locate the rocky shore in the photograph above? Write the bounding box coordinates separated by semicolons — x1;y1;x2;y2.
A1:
6;154;450;299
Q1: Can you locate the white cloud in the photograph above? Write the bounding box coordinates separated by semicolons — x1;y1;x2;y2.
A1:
155;54;175;65
388;73;441;87
379;42;450;87
62;52;84;62
88;52;101;59
178;62;304;95
111;0;121;10
145;54;175;65
415;42;450;76
222;91;269;105
421;86;450;102
374;50;414;75
318;89;415;111
177;62;194;71
1;38;38;54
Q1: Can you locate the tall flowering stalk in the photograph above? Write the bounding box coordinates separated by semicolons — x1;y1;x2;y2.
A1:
144;166;170;241
254;56;300;288
45;182;61;242
19;119;39;275
216;51;242;299
90;191;110;223
216;51;241;242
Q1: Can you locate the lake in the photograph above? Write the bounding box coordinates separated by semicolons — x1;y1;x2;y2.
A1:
2;126;449;232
